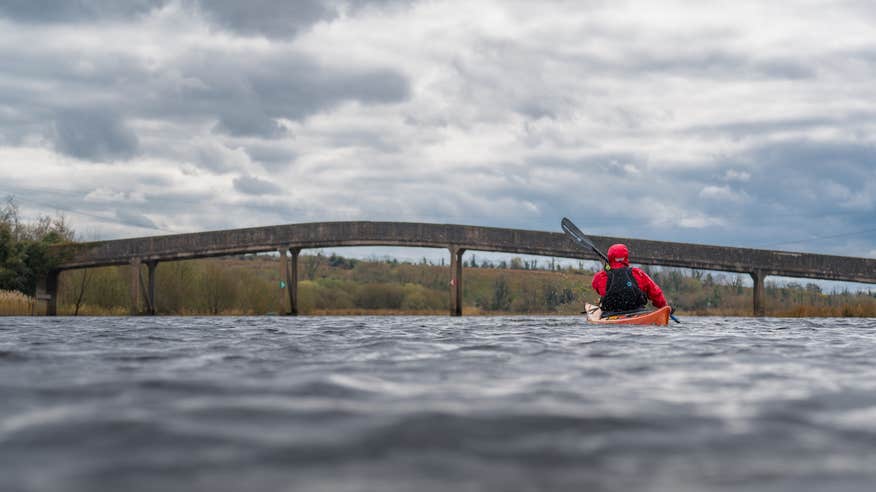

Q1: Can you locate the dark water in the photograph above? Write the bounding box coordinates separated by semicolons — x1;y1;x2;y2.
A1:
2;316;876;492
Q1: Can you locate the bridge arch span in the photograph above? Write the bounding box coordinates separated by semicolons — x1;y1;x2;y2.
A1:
41;221;876;316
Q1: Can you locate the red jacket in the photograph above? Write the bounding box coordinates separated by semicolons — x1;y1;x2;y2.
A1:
592;268;667;309
591;243;667;308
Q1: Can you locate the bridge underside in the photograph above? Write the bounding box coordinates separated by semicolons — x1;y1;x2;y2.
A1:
40;221;876;317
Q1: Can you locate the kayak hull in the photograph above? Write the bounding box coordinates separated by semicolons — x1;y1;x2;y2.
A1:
585;303;671;326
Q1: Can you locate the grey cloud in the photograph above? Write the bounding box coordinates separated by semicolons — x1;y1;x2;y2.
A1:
0;40;410;154
329;130;400;152
632;50;816;80
526;152;644;176
195;0;418;39
115;209;159;230
180;53;410;137
233;175;283;196
515;101;559;120
686;116;842;139
0;0;418;37
756;58;815;80
0;0;167;23
79;48;410;138
52;109;139;161
839;0;876;21
213;105;285;138
733;140;876;212
244;144;297;171
196;0;336;38
346;0;418;8
188;141;246;173
649;138;876;250
244;58;410;117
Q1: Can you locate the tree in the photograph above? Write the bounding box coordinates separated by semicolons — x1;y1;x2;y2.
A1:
200;262;237;315
491;276;512;310
71;268;91;316
302;252;323;280
0;197;73;295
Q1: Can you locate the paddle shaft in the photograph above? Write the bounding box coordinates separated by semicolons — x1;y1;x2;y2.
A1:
561;217;609;264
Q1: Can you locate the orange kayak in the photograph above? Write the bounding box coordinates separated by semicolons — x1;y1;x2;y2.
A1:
585;303;671;326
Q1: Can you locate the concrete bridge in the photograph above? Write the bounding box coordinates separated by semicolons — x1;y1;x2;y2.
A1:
40;221;876;316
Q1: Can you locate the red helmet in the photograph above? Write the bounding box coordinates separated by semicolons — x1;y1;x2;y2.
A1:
607;243;630;268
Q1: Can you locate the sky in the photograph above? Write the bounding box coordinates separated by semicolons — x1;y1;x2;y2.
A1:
1;0;875;264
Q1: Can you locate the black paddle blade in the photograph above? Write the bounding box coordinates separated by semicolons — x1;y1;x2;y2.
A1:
561;217;609;263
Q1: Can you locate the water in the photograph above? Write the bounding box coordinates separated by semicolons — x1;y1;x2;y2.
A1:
2;316;876;492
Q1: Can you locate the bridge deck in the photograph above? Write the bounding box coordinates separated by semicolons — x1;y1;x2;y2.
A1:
55;221;876;284
39;221;876;317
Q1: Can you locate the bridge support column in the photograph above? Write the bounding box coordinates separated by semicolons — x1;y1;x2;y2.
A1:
129;258;141;316
289;248;301;316
449;247;465;316
278;248;291;315
146;261;158;315
288;248;299;316
37;270;60;316
751;270;766;317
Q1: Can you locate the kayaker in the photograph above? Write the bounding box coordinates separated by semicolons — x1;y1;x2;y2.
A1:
591;243;670;313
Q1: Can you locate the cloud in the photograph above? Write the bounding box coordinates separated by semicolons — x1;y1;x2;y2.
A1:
0;11;411;154
699;185;748;203
0;1;167;23
0;0;874;261
212;106;286;138
243;143;297;171
233;175;283;196
730;139;876;214
141;49;411;137
194;0;417;39
723;170;751;182
195;0;336;38
115;209;159;230
84;188;146;203
632;50;816;80
51;109;139;162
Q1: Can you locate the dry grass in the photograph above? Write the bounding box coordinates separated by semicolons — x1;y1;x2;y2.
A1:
56;303;129;316
688;304;876;317
304;308;450;316
771;304;876;318
0;290;37;316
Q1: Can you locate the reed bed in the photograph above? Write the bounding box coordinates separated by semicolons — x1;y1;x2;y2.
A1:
0;289;37;316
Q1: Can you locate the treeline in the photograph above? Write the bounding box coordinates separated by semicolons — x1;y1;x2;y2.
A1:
43;252;876;316
0;198;73;296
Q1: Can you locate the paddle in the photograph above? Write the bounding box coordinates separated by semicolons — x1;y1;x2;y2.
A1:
561;217;609;265
561;217;681;324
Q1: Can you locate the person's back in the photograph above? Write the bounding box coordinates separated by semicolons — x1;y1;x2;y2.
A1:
591;244;668;313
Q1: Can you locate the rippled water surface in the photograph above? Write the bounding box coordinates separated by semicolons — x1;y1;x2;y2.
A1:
2;316;876;491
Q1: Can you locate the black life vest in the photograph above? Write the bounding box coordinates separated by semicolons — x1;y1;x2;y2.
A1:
600;267;648;312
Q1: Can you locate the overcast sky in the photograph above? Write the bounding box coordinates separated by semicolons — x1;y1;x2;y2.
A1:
1;0;875;260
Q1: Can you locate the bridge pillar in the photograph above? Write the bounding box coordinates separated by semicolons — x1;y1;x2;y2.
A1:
288;248;300;316
146;261;158;315
751;270;766;317
37;270;60;316
449;247;465;316
129;258;141;316
278;248;291;315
